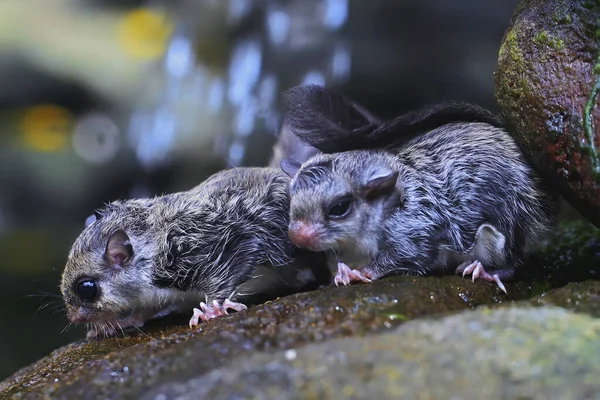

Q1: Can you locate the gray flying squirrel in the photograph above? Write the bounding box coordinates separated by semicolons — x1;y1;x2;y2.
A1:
280;86;556;292
61;167;328;338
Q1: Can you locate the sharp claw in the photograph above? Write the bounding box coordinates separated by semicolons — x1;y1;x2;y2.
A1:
493;274;507;294
223;299;247;312
189;307;202;328
335;263;348;286
458;260;508;294
199;302;208;313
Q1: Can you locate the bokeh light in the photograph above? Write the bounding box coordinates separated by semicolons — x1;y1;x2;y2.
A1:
117;8;173;60
20;105;72;152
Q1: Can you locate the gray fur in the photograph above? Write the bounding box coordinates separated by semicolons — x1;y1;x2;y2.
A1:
61;167;325;335
287;122;556;279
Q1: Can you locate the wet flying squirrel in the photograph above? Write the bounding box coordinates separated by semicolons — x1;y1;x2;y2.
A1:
280;85;556;292
61;167;328;338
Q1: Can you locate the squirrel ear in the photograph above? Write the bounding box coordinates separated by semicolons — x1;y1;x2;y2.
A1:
363;170;400;198
280;158;302;178
105;230;133;268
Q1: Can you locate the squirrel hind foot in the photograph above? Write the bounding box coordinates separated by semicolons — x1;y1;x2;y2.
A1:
456;260;508;294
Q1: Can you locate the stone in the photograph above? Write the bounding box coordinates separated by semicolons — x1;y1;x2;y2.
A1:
143;307;600;400
495;0;600;228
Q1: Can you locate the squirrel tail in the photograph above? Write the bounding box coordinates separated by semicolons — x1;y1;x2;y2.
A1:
282;84;504;153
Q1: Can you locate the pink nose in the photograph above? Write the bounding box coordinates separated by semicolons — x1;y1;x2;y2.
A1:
288;221;318;248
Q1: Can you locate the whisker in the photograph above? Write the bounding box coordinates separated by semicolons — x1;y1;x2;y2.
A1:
107;321;118;337
51;308;66;316
115;320;126;337
33;302;55;320
61;321;73;334
125;319;150;338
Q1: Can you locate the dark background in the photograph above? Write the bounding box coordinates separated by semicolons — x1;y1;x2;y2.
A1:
0;0;520;380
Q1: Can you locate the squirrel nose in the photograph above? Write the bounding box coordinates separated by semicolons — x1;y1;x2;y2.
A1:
288;221;318;248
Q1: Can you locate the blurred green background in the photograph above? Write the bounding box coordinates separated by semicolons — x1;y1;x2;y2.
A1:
0;0;521;380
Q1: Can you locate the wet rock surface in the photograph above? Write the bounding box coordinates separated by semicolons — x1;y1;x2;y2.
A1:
495;0;600;228
144;307;600;400
1;221;600;398
530;280;600;317
0;276;518;399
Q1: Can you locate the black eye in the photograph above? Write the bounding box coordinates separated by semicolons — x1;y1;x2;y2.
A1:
76;279;98;302
328;199;352;219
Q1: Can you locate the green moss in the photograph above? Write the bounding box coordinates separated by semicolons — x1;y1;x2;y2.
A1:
583;32;600;177
541;220;600;255
536;220;600;278
552;10;573;25
535;30;565;50
496;26;536;120
502;31;525;64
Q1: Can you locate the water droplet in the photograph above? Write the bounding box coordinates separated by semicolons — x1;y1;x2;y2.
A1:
284;349;297;361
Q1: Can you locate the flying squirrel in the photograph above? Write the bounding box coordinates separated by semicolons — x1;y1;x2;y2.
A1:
280;85;556;293
61;121;332;338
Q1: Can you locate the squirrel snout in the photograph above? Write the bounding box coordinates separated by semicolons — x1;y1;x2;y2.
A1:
288;221;318;248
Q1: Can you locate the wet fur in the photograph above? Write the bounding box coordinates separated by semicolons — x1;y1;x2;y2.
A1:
288;122;556;278
61;167;325;333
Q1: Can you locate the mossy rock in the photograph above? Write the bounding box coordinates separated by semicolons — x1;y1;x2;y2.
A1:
495;0;600;228
0;276;520;399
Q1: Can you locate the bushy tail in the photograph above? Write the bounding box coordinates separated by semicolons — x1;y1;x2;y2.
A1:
282;84;503;153
282;85;381;153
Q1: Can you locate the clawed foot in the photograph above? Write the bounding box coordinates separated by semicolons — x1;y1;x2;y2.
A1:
188;299;248;328
334;262;372;286
456;260;507;294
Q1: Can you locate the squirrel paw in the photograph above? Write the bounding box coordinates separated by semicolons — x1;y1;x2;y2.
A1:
456;260;507;294
334;262;372;286
188;299;248;328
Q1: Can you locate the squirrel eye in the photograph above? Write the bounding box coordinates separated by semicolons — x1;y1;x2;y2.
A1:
328;199;352;219
76;279;98;302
